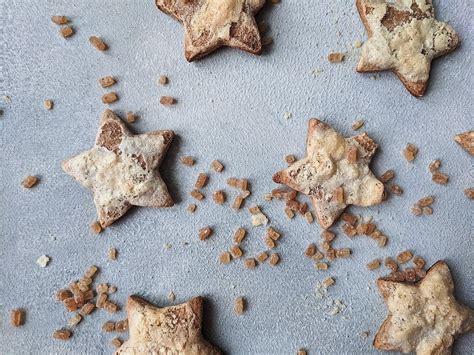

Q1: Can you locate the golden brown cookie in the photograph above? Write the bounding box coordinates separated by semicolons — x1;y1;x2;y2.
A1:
375;261;474;354
115;295;221;354
356;0;460;96
156;0;266;61
62;110;174;227
273;119;384;229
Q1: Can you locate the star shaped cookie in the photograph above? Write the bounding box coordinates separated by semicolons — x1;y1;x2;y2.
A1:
375;261;474;354
156;0;266;61
115;295;221;354
273;119;384;229
62;110;174;227
356;0;460;96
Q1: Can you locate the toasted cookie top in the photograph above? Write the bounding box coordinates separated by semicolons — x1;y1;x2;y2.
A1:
156;0;265;61
62;110;174;227
356;0;460;96
375;261;474;354
115;295;221;355
273;119;384;229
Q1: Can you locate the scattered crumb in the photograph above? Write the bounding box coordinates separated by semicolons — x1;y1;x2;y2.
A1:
198;227;213;241
219;252;232;264
160;96;176;106
51;16;68;25
321;277;335;289
284;112;293;120
36;255;50;267
211;160;224;172
285;154;296;164
245;258;257;269
99;76;116;88
111;337;123;349
195;173;208;189
126;112;137;123
102;92;118;104
190;189;204;200
367;259;381;270
90;222;102;234
180;156;195;166
268;253;280;266
353;40;363;48
53;329;71;340
159;75;169;85
10;309;25;327
60;26;74;38
44;100;53;110
351;120;364;130
168;292;176;302
187;204;197;213
234;297;246;315
108;248;117;261
402;143;418;162
464;188;474;199
249;206;269;226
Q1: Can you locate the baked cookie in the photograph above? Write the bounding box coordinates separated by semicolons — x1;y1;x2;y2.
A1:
356;0;460;96
156;0;266;61
375;261;474;354
115;295;222;354
62;110;174;227
273;119;384;229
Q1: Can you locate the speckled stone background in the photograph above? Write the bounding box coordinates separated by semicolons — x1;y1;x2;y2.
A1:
1;0;473;354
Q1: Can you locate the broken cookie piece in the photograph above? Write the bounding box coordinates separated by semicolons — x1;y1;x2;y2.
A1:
273;119;384;229
454;131;473;156
374;261;474;354
62;110;174;227
115;295;221;354
155;0;266;61
356;0;460;96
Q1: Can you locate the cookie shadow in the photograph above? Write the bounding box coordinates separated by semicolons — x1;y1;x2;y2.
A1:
161;133;182;205
202;298;229;354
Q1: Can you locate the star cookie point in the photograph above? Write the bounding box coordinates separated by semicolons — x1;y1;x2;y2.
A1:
374;261;474;354
156;0;266;61
273;119;384;229
356;0;460;96
62;110;174;227
116;295;221;354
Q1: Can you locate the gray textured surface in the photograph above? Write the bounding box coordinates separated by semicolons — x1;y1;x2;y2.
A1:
1;0;473;354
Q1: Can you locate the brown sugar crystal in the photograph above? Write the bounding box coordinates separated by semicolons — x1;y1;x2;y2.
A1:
102;322;115;332
211;160;224;172
351;120;364;130
126;112;137;123
230;245;243;258
180;156;195;166
256;251;269;263
321;230;336;242
79;303;95;316
198;227;213;240
336;248;351;258
266;227;281;241
99;76;116;88
265;236;276;249
21;175;38;188
233;228;247;244
403;143;418;161
63;297;78;312
111;337;123;348
10;309;25;327
418;196;434;207
384;258;398;272
464;188;474;199
104;301;119;314
219;252;231;264
413;256;426;269
379;169;395;183
195;173;208;189
305;244;317;257
397;250;413;264
432;172;449;185
60;26;74;38
44;100;53;110
271;188;297;201
102;92;118;104
284;207;295;219
51;16;68;25
190;189;204;200
53;329;71;340
321;277;335;289
390;184;403;196
285;154;297;164
234;297;246;315
56;289;73;301
268;253;280;266
315;262;328;270
422;206;433;215
213;190;226;204
160;96;176;106
108;248;117;261
96;283;108;294
68;314;82;327
232;195;244;210
429;159;441;173
334;187;345;204
245;258;257;269
304;211;314;224
158;75;168;85
367;259;381;270
90;222;102;234
89;36;108;51
328;52;345;63
342;223;357;237
84;265;98;279
96;293;107;308
115;320;128;332
341;213;358;226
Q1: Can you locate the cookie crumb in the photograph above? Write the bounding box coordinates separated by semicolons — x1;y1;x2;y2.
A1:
234;297;246;315
51;16;68;25
53;329;71;340
328;52;345;63
102;92;118;104
99;76;116;88
403;143;418;161
180;156;195;166
36;255;50;267
44;100;53;110
219;252;232;264
211;160;224;172
10;309;25;327
89;36;108;51
351;119;364;130
158;75;169;85
367;259;381;270
249;206;269;226
21;175;38;188
90;222;102;234
60;26;74;38
198;227;213;241
160;96;176;106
